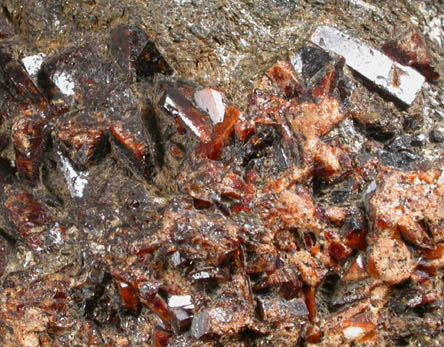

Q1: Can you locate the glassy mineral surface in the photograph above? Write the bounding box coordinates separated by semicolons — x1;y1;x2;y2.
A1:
0;0;443;346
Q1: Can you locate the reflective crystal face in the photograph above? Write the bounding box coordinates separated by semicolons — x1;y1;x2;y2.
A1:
0;1;443;346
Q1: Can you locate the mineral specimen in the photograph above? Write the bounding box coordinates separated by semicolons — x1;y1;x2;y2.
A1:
1;1;443;346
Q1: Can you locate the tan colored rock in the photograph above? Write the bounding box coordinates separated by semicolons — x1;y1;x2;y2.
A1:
368;237;414;285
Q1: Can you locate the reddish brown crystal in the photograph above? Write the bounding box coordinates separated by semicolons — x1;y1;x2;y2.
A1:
152;327;172;347
382;28;439;82
191;273;253;339
149;295;172;324
44;44;120;107
0;14;441;346
257;297;308;324
304;286;317;323
343;254;369;282
423;243;444;260
110;121;153;180
0;52;48;109
198;105;241;160
313;143;351;182
342;312;377;341
159;81;212;143
324;229;353;263
311;64;337;99
110;25;148;80
249;89;289;127
136;40;174;80
267;61;302;99
56;110;109;170
3;185;64;253
220;172;246;200
234;112;255;142
11;115;47;183
341;216;368;250
289;97;345;140
161;204;240;265
304;324;322;343
406;269;442;308
115;280;139;312
253;266;301;298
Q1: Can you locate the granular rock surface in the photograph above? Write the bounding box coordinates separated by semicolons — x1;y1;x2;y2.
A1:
0;0;443;346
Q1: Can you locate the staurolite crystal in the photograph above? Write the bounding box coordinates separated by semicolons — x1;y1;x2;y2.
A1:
0;1;443;346
0;51;48;110
12;114;48;183
382;28;440;82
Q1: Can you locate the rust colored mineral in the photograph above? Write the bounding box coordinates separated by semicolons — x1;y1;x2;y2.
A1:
1;2;443;346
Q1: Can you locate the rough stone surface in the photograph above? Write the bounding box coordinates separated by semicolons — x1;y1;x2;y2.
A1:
0;1;443;346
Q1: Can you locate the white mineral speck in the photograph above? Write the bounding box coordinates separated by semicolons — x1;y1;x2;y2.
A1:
426;17;443;48
53;71;76;96
168;295;194;310
22;248;37;267
49;223;64;246
58;152;88;198
344;326;364;340
21;53;46;78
